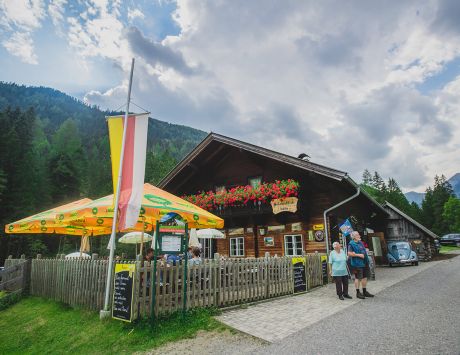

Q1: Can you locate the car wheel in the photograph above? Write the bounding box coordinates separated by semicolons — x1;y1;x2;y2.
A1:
389;263;393;267
415;261;419;266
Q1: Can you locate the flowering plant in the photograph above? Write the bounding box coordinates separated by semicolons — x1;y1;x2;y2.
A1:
182;179;299;210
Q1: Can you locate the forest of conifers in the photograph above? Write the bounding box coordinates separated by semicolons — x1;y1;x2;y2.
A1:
1;82;458;264
0;82;206;262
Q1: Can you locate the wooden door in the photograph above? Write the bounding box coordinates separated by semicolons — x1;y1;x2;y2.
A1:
368;232;387;265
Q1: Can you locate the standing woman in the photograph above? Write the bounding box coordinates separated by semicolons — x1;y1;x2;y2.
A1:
329;241;352;300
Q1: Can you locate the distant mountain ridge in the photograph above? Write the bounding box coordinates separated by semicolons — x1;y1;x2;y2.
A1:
405;173;460;205
0;82;207;160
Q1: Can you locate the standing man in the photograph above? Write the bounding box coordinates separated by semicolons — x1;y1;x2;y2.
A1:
348;231;374;299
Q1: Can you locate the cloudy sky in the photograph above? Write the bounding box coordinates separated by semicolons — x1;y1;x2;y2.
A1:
1;0;459;192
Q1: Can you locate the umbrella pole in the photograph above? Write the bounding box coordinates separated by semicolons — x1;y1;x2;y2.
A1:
100;58;135;319
140;216;145;258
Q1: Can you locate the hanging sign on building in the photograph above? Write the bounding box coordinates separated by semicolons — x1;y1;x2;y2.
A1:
314;230;324;242
271;197;298;214
313;224;324;231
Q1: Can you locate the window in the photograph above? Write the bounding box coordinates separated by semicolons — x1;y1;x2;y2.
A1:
248;176;262;189
284;234;303;256
199;238;215;259
215;185;226;193
230;237;244;257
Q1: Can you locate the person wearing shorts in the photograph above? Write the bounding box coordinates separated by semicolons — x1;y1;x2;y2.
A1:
348;231;374;299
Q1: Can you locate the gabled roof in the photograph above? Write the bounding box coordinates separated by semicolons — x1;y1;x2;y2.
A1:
159;132;347;186
159;132;387;214
383;201;438;240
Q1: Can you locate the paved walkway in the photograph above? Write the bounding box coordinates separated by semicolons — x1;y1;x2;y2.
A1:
216;257;454;343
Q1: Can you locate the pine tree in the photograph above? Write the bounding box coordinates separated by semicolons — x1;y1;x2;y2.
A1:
421;175;454;235
372;171;387;192
362;169;372;185
49;119;87;202
443;196;460;233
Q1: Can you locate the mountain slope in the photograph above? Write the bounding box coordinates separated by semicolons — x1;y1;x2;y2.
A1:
405;173;460;205
449;173;460;198
0;82;207;160
404;191;425;206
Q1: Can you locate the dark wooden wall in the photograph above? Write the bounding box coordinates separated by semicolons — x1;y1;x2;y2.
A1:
165;143;387;258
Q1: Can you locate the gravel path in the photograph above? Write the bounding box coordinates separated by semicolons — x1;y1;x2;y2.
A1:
144;330;265;355
258;254;460;355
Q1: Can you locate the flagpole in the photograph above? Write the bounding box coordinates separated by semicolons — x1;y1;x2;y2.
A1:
100;57;135;319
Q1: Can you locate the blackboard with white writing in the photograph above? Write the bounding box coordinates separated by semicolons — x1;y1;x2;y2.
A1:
292;259;307;293
112;263;135;322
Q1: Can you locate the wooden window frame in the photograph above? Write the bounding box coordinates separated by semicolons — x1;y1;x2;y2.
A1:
284;234;304;256
230;237;245;257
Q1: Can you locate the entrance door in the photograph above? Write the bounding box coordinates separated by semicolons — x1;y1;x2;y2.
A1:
368;232;387;265
284;234;304;256
198;238;215;259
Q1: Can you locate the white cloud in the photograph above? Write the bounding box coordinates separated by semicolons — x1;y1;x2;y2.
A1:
48;0;67;28
128;7;144;22
1;0;460;191
2;31;38;64
0;0;45;30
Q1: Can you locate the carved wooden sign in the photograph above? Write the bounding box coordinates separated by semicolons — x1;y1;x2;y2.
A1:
271;197;298;214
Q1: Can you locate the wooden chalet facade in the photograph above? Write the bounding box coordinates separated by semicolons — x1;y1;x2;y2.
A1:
383;202;438;260
159;133;388;258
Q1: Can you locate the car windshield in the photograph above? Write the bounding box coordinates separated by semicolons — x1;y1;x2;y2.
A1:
395;243;410;250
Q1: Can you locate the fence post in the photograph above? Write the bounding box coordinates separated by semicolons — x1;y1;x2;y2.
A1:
8;255;12;260
265;253;270;298
21;254;26;260
214;253;220;306
92;253;98;260
37;254;42;259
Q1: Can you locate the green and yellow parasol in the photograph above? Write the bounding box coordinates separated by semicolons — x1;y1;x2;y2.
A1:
57;183;224;231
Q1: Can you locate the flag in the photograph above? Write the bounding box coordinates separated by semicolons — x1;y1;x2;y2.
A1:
339;218;353;237
108;113;149;231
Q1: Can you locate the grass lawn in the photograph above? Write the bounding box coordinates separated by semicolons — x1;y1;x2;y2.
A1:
439;245;460;254
0;297;224;354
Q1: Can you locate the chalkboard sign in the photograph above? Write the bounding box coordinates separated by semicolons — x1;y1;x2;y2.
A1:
112;263;136;322
321;255;328;284
292;257;307;293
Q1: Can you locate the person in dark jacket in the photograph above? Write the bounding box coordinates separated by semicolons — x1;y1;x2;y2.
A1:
348;231;374;299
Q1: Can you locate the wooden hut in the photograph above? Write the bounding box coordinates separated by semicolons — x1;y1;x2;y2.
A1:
159;133;388;258
383;201;438;261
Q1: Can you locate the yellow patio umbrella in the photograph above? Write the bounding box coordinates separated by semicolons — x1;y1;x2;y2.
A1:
5;198;111;237
58;183;224;231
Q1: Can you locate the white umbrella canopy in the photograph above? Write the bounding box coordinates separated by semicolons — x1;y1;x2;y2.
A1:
189;228;202;248
65;252;91;259
119;232;154;244
196;229;225;239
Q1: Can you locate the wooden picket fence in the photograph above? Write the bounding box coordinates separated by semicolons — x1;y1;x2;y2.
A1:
4;253;328;318
0;259;30;293
30;257;109;311
135;256;295;317
305;254;325;289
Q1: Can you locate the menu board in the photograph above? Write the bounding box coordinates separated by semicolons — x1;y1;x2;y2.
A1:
161;235;182;253
292;257;307;293
112;263;136;322
321;255;328;284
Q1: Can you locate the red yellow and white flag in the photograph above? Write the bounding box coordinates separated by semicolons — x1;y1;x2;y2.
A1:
108;113;149;231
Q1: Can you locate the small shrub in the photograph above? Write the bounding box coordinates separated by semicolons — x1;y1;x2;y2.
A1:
0;291;23;311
